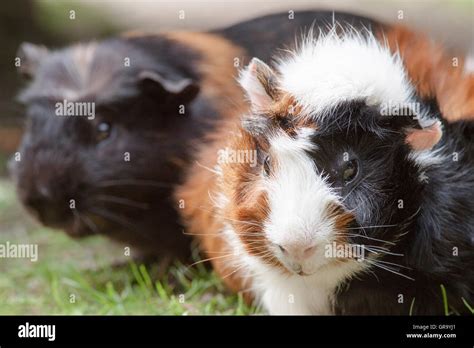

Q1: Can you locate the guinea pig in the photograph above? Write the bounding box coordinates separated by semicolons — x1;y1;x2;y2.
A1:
176;15;474;314
10;11;355;258
10;35;206;259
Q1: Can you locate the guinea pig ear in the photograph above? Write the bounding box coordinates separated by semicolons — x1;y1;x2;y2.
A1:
405;120;443;151
138;70;200;104
239;57;279;111
17;42;49;78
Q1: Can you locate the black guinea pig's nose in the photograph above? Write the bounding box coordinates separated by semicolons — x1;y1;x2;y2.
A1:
23;186;72;227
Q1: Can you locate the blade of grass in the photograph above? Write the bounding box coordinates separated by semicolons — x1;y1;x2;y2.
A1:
409;297;416;316
461;297;474;314
440;284;449;316
155;280;169;301
139;264;153;291
130;262;150;296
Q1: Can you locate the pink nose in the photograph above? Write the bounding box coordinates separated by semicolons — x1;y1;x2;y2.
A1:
277;242;317;261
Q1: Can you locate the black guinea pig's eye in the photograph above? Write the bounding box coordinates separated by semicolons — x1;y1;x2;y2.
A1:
263;155;272;176
342;159;359;184
96;122;111;142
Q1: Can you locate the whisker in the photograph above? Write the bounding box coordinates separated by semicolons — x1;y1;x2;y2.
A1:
364;246;404;256
86;207;153;242
367;259;414;281
182;230;263;238
345;243;390;252
221;252;274;280
207;190;221;208
195;161;220;176
72;209;99;234
334;232;396;245
187;253;235;268
92;194;150;210
339;171;371;203
198;206;263;228
376;259;412;270
221;264;248;280
88;207;135;229
96;178;172;189
347;224;397;230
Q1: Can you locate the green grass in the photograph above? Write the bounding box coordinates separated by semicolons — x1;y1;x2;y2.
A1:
440;284;450;316
461;297;474;314
0;179;257;315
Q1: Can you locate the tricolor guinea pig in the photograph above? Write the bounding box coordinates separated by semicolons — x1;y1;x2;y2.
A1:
10;11;350;258
177;14;474;314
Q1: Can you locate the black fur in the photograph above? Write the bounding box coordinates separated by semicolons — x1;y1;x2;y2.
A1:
12;36;209;258
218;10;380;63
306;100;474;315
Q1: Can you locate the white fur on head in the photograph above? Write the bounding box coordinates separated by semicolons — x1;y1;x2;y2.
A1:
276;26;416;119
240;25;442;154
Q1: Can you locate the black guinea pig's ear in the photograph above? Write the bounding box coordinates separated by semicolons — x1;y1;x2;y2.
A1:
17;42;49;78
404;120;442;151
138;70;200;104
401;104;443;151
381;104;443;151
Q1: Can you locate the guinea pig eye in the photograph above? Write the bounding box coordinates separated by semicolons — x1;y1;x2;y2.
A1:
342;159;359;184
96;122;111;142
263;155;271;176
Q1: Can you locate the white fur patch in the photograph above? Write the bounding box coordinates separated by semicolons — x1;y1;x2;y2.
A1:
276;27;415;119
265;132;337;258
253;260;363;314
221;225;365;314
218;131;366;314
408;146;447;168
269;128;317;155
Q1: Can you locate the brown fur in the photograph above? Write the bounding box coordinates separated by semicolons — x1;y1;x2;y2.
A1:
175;125;251;296
328;203;356;264
269;94;313;136
379;25;474;121
220;131;284;271
170;32;253;296
0;127;23;153
164;31;246;117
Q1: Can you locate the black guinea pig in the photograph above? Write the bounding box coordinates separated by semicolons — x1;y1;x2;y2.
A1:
11;36;204;259
10;11;340;258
